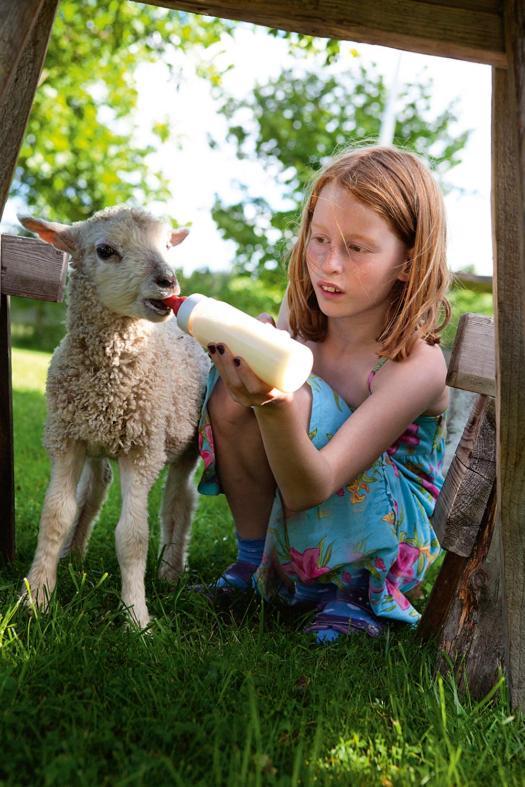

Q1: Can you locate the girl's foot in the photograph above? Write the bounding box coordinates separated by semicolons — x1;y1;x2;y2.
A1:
192;535;265;597
305;588;385;643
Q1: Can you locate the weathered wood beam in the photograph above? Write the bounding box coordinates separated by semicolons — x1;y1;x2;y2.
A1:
435;486;504;700
0;0;59;217
452;272;493;293
0;235;68;302
136;0;506;66
0;0;46;101
446;313;495;397
492;0;525;713
432;395;496;555
0;285;15;562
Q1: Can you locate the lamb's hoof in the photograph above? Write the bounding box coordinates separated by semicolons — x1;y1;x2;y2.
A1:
122;602;151;632
158;563;183;585
20;577;53;612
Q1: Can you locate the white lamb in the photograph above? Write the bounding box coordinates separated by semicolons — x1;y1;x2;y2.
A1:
19;207;209;628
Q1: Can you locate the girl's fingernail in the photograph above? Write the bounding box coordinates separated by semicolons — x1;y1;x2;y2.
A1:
208;344;216;354
217;344;225;355
233;357;240;367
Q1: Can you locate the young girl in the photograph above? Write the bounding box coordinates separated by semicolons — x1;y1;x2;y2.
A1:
197;145;449;642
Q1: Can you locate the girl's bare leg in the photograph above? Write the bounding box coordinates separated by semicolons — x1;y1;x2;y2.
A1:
207;378;275;540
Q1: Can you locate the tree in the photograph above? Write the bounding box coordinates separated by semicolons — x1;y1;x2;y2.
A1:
211;58;469;287
9;0;232;223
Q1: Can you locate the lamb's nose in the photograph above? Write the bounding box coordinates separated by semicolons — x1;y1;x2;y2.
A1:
155;273;177;289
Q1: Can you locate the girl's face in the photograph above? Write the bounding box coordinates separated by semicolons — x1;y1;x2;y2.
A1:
306;181;408;325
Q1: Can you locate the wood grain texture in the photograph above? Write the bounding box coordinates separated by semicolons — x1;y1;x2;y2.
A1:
0;0;47;100
0;234;68;302
0;0;59;217
447;313;495;397
0;290;15;563
417;551;468;642
433;395;496;556
492;0;525;713
136;0;506;65
436;486;503;699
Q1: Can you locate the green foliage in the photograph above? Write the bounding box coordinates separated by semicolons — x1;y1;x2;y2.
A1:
212;59;468;287
10;0;231;223
1;348;523;786
443;285;494;349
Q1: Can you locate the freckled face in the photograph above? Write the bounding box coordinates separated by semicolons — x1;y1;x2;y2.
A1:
306;181;408;321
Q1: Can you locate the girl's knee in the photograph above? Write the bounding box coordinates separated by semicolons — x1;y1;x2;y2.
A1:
208;378;255;432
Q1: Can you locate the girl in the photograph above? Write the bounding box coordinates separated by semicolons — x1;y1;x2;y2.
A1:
197;145;449;642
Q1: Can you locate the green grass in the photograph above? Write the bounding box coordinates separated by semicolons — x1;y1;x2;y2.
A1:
1;348;523;786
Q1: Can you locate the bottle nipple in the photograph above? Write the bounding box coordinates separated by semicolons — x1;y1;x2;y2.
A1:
163;295;187;315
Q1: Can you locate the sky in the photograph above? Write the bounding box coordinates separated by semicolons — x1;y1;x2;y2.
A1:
3;22;493;276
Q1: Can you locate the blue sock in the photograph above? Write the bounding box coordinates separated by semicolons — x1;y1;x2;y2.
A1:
236;534;265;566
213;534;265;590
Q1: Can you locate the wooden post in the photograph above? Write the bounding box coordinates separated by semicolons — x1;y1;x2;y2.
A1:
0;285;15;562
492;0;525;713
0;0;59;215
0;0;59;562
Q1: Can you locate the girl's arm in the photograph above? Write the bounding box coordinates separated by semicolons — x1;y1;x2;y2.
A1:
211;342;447;512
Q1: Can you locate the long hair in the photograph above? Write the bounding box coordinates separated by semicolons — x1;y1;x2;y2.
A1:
287;146;451;360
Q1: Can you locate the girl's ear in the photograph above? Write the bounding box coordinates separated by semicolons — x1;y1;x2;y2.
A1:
17;215;77;254
169;227;189;247
397;254;412;282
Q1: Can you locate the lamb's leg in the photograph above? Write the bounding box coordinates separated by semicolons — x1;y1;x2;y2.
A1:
158;447;199;584
23;443;86;609
60;457;113;559
115;455;155;629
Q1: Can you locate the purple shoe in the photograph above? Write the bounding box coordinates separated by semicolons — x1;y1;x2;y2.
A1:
305;593;385;643
192;560;258;597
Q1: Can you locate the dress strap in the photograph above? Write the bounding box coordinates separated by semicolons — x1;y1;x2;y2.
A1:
367;356;389;394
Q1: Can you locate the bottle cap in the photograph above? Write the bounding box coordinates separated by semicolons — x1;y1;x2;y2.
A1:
163;295;187;315
172;293;207;334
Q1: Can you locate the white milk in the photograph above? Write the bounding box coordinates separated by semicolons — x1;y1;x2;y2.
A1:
173;294;313;393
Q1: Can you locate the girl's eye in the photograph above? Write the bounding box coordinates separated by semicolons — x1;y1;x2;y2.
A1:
312;236;328;244
96;244;119;260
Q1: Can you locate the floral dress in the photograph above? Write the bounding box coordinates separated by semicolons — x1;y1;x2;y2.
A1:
198;360;445;627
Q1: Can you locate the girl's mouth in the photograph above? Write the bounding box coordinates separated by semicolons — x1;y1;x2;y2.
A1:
318;281;344;296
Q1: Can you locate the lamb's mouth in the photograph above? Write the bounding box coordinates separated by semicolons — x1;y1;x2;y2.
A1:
144;298;171;315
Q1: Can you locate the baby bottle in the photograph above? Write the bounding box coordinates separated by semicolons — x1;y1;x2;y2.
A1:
164;294;313;393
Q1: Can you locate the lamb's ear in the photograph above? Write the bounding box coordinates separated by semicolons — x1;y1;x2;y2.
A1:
17;215;77;254
169;227;189;247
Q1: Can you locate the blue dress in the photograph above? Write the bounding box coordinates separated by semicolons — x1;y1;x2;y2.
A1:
198;360;445;627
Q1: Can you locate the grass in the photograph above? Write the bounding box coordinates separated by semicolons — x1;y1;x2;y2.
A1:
0;347;523;786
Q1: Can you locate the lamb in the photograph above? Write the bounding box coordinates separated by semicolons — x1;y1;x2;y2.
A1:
19;206;209;628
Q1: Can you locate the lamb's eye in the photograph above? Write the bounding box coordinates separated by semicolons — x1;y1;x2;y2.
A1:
96;244;119;260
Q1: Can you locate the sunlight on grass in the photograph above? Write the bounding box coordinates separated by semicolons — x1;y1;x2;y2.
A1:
3;348;525;787
12;347;51;393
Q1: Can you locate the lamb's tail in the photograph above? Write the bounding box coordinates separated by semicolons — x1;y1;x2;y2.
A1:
60;457;113;559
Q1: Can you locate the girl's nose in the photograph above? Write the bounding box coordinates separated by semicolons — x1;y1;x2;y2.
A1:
320;247;345;274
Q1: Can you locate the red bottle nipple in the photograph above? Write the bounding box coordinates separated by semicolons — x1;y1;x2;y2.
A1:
163;295;187;315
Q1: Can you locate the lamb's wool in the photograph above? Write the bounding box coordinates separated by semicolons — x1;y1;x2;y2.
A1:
22;206;210;627
45;270;207;477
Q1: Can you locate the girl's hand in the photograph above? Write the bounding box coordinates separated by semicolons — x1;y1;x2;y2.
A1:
208;338;293;409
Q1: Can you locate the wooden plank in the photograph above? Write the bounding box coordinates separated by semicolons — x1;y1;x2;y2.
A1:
447;313;495;396
418;551;468;642
0;0;46;100
136;0;506;66
0;291;15;563
436;485;504;699
452;272;493;293
433;395;496;556
0;0;59;217
492;0;525;713
0;234;68;302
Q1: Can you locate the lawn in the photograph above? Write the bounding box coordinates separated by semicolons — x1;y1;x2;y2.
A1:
0;347;523;786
